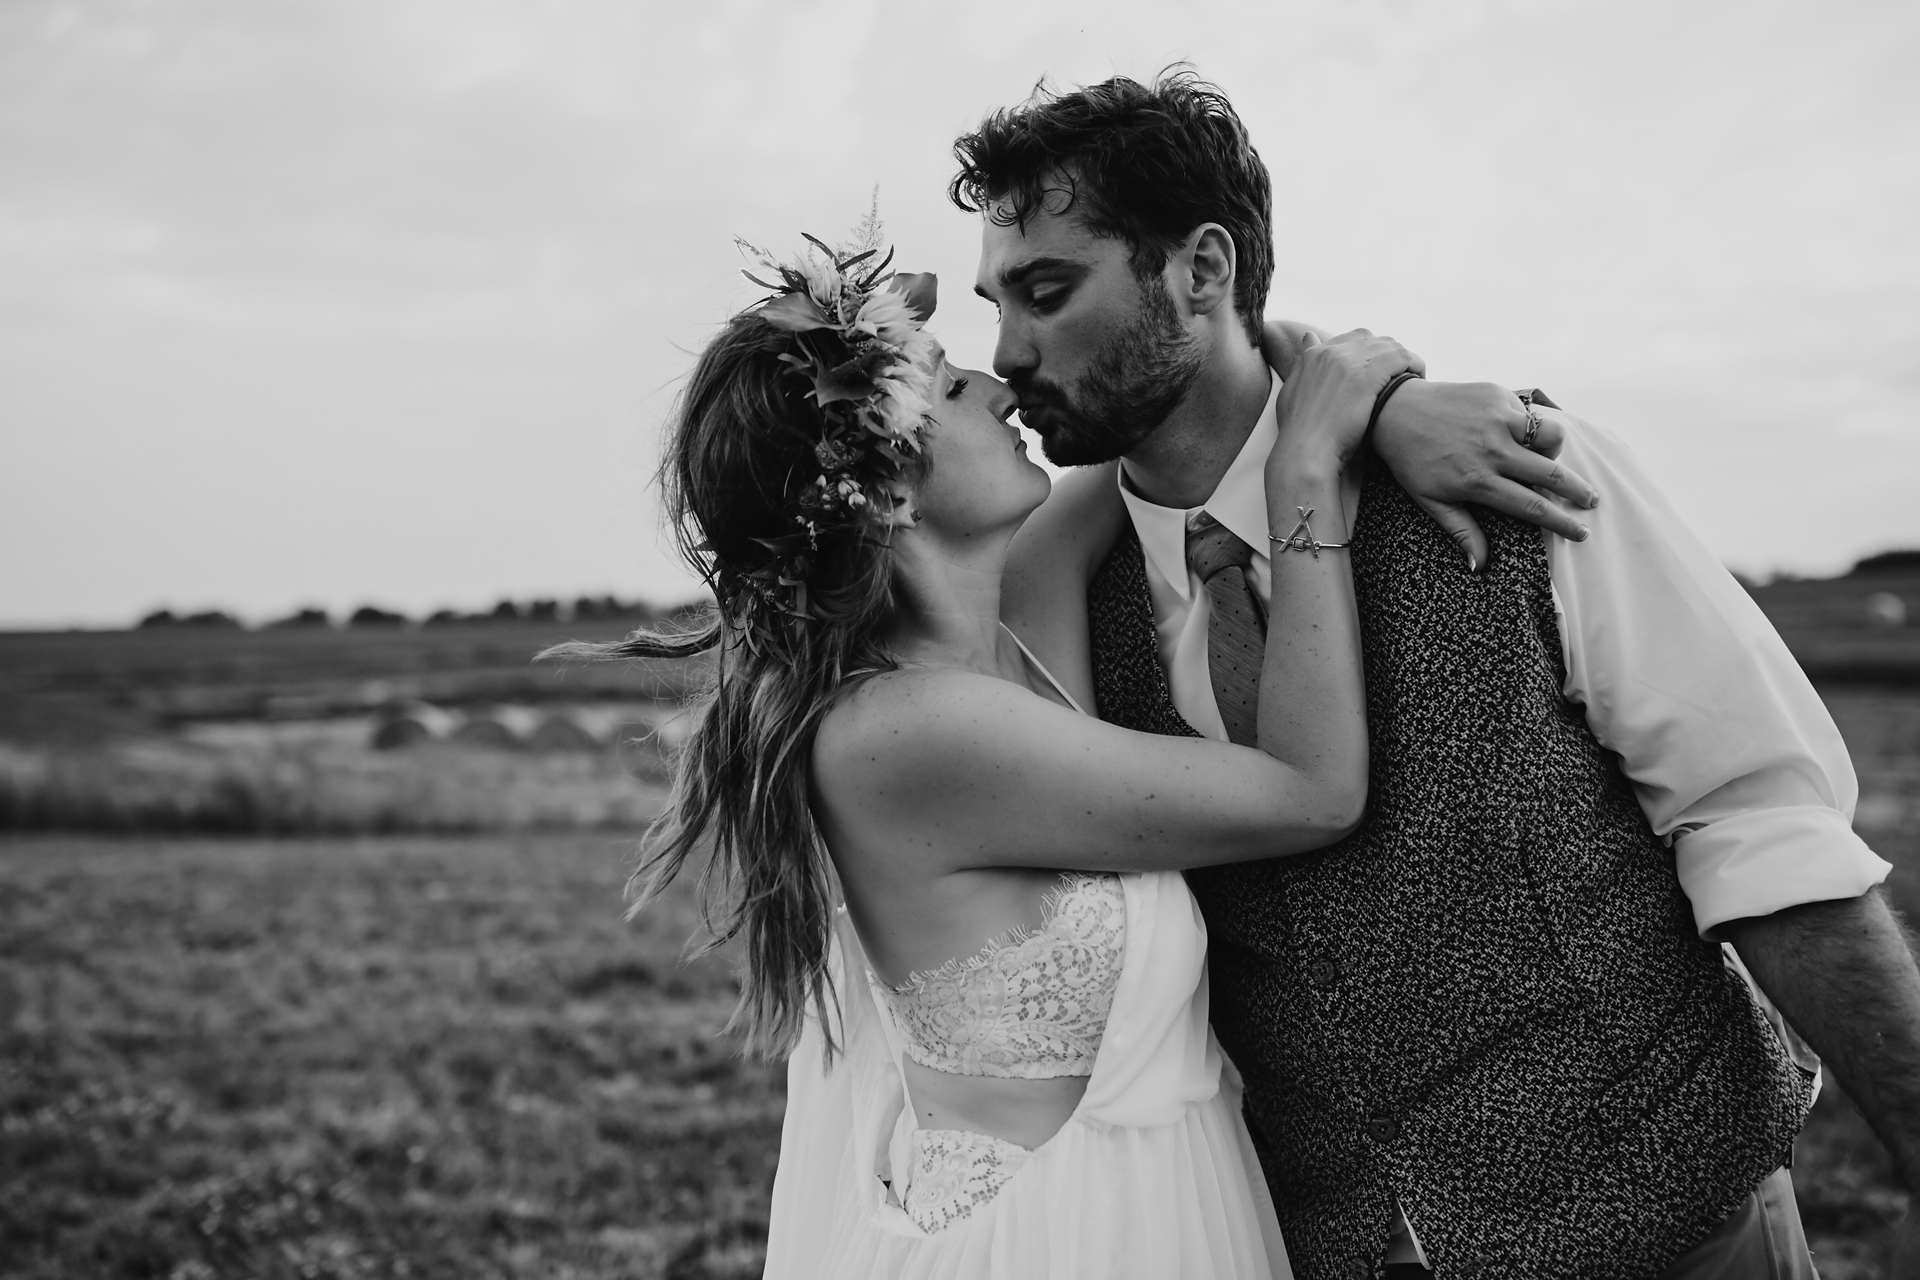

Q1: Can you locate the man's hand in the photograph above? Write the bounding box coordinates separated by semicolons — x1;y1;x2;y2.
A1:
1372;380;1600;572
1724;889;1920;1276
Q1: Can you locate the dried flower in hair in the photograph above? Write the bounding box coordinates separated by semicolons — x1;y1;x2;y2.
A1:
733;220;939;618
814;437;859;470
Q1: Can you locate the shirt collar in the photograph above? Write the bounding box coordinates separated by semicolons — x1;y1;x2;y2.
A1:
1116;376;1281;601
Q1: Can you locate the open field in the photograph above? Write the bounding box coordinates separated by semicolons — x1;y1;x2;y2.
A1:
0;737;674;836
1;567;1917;836
0;621;711;747
1;834;780;1280
0;622;703;836
1745;568;1920;686
2;573;1918;1276
2;817;1917;1279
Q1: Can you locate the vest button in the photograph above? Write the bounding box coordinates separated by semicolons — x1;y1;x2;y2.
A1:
1346;1260;1372;1280
1366;1115;1399;1143
1312;959;1339;985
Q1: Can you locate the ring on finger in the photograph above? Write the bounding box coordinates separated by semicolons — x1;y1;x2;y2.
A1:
1518;389;1543;451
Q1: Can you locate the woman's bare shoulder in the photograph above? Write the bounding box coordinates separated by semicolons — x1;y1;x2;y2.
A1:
817;667;1012;761
812;666;1074;796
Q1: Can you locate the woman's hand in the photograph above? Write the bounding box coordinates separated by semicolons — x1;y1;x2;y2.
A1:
1372;381;1601;572
1262;318;1603;573
1258;319;1329;382
1272;328;1421;472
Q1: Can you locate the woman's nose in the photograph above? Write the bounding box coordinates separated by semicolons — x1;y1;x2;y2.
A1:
982;375;1018;421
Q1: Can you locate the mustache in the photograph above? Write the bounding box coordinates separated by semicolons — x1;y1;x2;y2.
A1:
1009;373;1071;414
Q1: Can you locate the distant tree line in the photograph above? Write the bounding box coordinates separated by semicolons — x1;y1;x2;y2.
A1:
130;549;1920;634
134;609;245;630
136;595;702;632
1853;550;1920;575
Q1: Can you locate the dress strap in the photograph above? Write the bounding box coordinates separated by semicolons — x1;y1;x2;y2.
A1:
999;622;1088;716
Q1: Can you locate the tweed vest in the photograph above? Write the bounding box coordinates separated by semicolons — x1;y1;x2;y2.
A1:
1087;457;1813;1280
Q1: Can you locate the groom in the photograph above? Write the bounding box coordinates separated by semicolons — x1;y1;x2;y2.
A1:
960;72;1920;1279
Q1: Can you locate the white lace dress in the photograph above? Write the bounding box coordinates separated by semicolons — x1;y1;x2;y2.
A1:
878;872;1126;1234
763;869;1291;1279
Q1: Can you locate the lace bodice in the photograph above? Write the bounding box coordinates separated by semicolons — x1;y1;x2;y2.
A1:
874;873;1127;1080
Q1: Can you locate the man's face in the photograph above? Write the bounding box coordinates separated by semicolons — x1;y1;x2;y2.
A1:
973;204;1203;466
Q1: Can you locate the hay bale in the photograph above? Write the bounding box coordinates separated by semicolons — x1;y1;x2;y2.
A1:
372;718;433;750
451;716;519;749
528;711;602;754
370;701;456;750
1867;592;1908;628
451;706;540;749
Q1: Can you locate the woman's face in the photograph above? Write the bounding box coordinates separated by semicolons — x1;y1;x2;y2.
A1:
911;344;1052;539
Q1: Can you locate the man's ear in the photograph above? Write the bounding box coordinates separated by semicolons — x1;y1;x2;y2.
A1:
1180;223;1237;318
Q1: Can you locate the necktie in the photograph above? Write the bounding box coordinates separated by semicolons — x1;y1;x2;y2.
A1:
1186;512;1266;748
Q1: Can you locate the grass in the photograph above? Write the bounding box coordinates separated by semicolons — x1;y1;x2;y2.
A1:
1;622;1917;1274
4;812;1917;1278
1798;1085;1910;1279
0;834;780;1280
0;621;710;748
0;739;672;836
1796;685;1920;1276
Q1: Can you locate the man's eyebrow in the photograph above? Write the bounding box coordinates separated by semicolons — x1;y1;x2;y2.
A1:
978;256;1087;295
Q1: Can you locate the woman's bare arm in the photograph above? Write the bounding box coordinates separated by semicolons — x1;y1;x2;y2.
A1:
812;666;1361;877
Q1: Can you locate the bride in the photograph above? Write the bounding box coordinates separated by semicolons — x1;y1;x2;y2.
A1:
577;231;1476;1277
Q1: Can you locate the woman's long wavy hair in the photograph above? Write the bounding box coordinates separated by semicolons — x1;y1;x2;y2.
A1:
547;310;914;1060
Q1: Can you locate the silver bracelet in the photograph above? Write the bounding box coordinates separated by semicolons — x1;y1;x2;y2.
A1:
1268;507;1350;558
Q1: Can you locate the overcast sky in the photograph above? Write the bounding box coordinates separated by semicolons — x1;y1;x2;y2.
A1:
1;0;1915;627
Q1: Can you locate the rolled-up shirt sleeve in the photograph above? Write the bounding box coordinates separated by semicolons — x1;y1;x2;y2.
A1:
1544;419;1890;937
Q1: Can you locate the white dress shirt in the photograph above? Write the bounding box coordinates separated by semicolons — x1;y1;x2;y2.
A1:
1116;377;1890;939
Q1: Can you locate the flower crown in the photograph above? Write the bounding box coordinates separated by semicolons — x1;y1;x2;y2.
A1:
732;227;938;619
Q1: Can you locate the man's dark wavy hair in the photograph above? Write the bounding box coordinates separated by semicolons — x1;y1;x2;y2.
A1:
950;67;1273;346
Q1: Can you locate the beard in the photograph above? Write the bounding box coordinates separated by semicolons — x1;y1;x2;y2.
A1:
1011;274;1206;467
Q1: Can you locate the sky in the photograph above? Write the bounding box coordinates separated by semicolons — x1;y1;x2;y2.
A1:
1;0;1916;628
